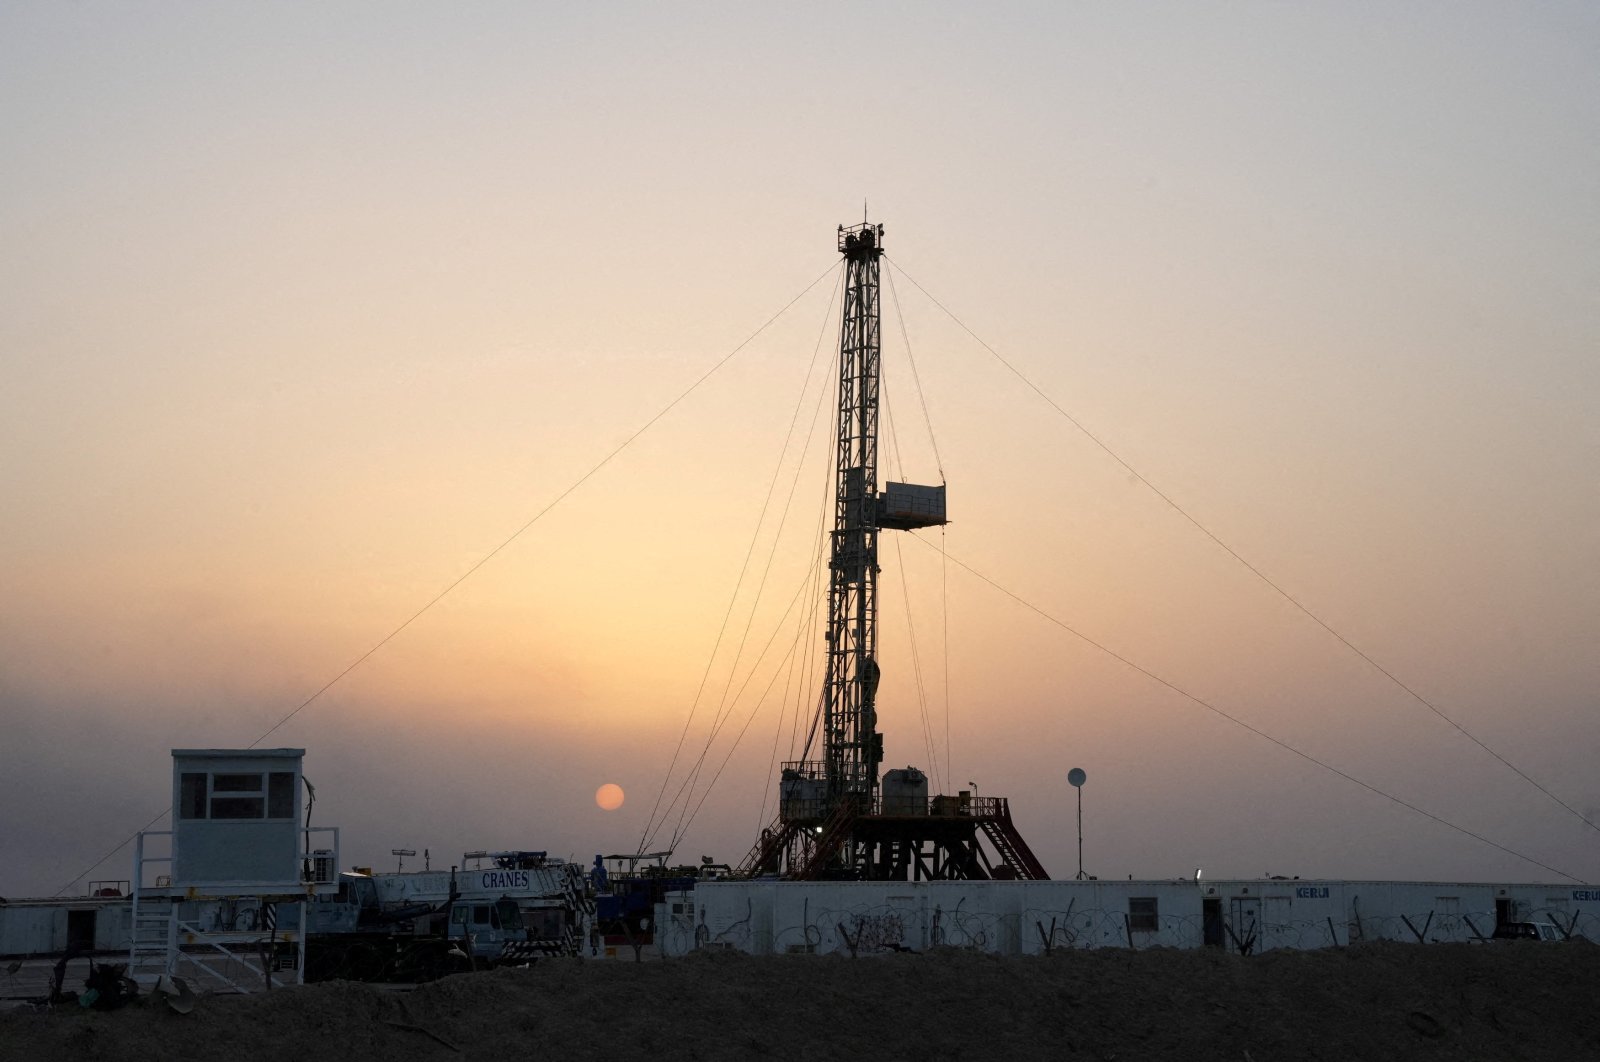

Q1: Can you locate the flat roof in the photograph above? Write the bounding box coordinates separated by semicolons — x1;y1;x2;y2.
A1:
171;748;304;758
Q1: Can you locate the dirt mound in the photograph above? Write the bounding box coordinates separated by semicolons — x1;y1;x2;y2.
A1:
3;942;1596;1061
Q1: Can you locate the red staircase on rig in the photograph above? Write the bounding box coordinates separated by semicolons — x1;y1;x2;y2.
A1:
737;798;863;880
794;799;860;880
736;819;797;878
977;797;1049;880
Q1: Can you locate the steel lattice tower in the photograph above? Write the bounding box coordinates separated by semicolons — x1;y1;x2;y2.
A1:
736;219;1046;882
825;221;886;803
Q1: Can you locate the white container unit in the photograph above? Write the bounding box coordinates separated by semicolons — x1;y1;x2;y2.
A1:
0;897;132;956
666;878;1596;959
1196;880;1580;951
674;879;1204;957
1498;883;1599;940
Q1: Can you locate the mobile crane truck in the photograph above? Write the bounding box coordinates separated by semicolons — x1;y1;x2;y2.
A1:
303;867;536;982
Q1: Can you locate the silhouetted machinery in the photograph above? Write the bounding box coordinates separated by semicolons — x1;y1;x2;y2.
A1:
738;221;1047;882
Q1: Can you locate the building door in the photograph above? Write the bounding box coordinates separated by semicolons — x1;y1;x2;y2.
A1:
67;909;96;951
1229;897;1261;954
1203;898;1224;948
1435;896;1461;941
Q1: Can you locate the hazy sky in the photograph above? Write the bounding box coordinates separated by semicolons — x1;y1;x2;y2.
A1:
3;3;1597;896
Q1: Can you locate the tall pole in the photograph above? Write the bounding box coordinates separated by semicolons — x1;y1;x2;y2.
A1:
1076;788;1084;880
1069;766;1086;880
822;221;885;806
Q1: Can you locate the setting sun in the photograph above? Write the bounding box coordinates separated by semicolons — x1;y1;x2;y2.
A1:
596;783;625;812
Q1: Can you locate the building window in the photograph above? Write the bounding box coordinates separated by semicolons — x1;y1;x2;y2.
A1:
212;796;265;819
180;774;209;820
268;773;295;818
1128;897;1159;932
210;773;261;818
178;770;297;820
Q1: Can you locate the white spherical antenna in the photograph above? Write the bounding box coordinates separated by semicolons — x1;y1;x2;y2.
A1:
1068;767;1087;788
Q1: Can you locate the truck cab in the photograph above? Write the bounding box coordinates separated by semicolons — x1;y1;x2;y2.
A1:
307;873;383;933
448;897;526;959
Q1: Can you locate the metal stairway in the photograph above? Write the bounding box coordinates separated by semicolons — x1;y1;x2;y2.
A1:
127;829;177;984
977;798;1049;880
796;800;860;880
736;795;862;880
127;895;175;984
736;817;801;878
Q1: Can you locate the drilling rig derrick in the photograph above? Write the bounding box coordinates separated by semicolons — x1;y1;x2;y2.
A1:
737;220;1047;883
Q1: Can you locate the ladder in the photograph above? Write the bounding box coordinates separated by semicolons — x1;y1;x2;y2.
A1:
127;895;175;983
128;830;176;984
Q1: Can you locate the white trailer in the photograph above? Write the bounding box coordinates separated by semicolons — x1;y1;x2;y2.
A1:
0;896;133;957
659;877;1596;958
663;880;1204;957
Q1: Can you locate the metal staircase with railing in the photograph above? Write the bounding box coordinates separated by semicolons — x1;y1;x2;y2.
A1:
736;817;802;878
127;830;176;984
976;797;1049;880
795;799;861;880
128;895;176;983
126;822;337;992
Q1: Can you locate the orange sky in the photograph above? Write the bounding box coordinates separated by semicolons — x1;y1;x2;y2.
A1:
3;4;1597;894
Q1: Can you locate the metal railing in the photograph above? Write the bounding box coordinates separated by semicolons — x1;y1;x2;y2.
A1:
133;831;174;891
780;760;830;779
299;827;341;888
131;827;340;893
777;790;1011;822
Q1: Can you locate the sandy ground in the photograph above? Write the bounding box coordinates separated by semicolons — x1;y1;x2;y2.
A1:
2;942;1597;1061
2;954;281;1002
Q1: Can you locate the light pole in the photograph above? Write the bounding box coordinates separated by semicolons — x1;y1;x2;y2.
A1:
1067;768;1086;880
